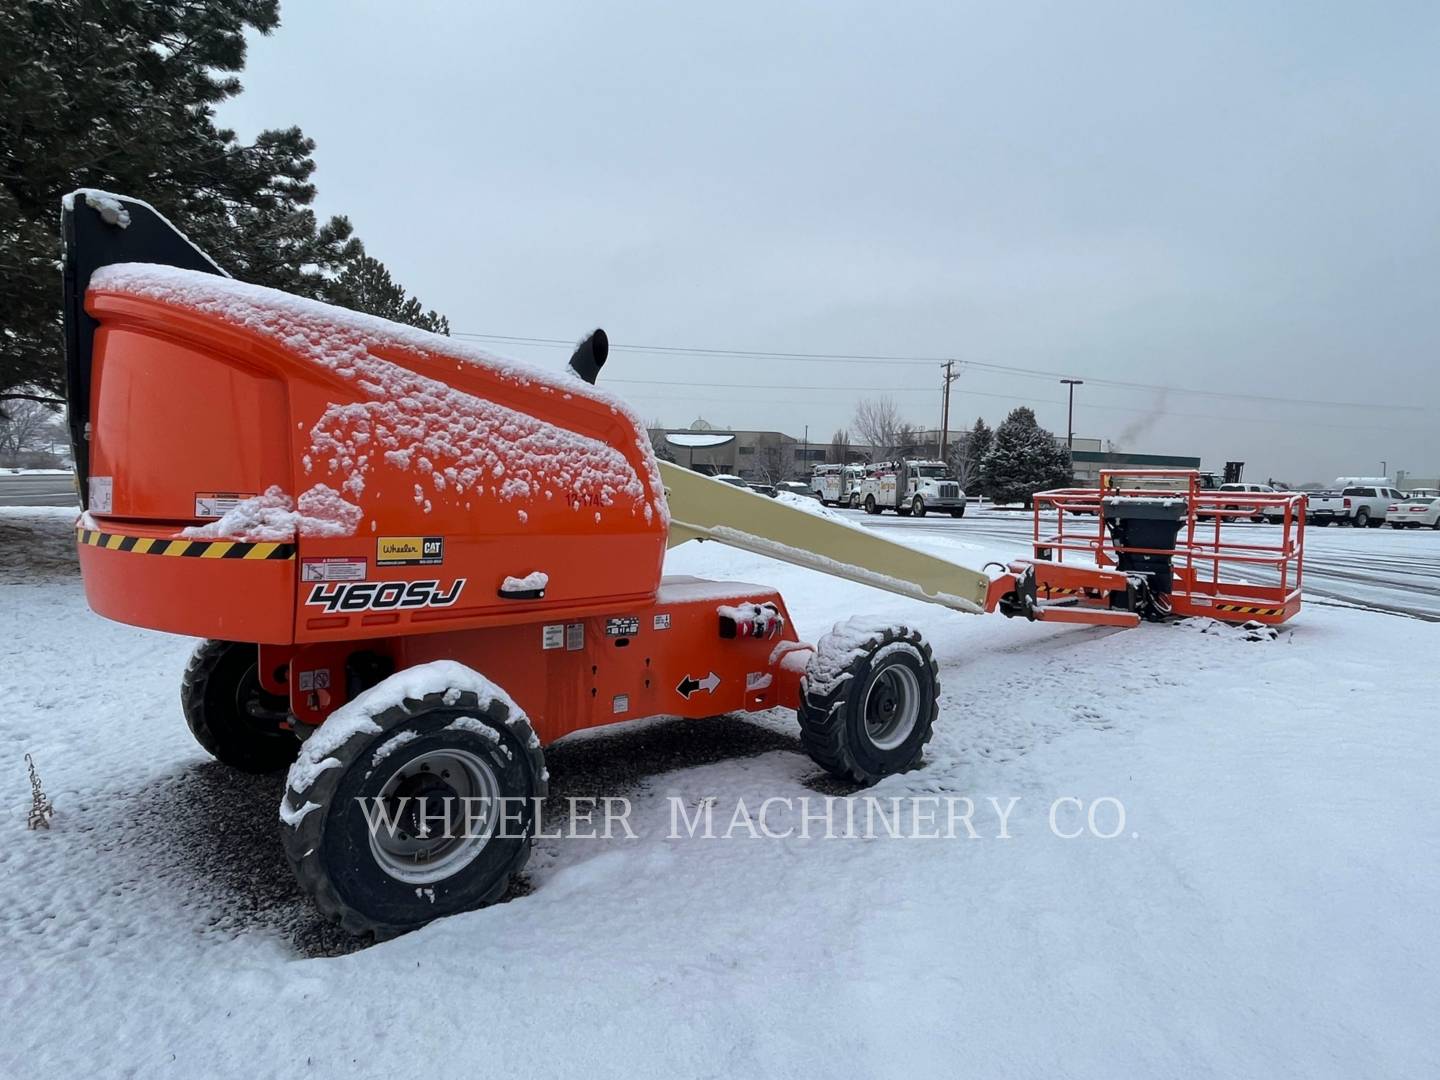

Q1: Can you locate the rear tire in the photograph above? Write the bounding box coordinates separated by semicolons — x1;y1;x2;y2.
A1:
1353;508;1369;528
864;495;878;515
281;683;546;938
181;640;297;773
798;623;939;784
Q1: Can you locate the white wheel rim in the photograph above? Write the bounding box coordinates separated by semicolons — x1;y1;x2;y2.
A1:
366;747;501;884
862;663;921;750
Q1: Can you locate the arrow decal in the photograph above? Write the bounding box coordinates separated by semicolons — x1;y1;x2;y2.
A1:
676;671;721;700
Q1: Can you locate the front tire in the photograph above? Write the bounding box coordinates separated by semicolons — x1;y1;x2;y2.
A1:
798;623;939;784
950;506;965;518
912;496;927;517
181;640;297;773
281;683;546;937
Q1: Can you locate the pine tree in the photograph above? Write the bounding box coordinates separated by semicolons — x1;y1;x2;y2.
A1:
980;407;1073;505
964;417;993;490
0;0;446;405
327;255;450;335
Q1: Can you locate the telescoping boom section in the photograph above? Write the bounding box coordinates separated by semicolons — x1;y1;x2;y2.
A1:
662;466;1305;631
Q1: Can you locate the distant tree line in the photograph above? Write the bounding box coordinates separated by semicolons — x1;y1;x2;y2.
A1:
1;0;448;411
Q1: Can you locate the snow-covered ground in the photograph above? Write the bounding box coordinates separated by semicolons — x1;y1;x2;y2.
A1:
4;505;1437;1079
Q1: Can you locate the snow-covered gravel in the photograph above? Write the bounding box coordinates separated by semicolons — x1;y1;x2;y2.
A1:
3;505;1437;1079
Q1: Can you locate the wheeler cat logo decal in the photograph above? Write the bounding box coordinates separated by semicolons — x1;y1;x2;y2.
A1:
304;579;466;613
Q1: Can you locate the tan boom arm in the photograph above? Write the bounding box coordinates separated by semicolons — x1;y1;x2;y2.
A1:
660;461;991;613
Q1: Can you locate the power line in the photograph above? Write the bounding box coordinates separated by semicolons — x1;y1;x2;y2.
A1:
616;384;1427;434
450;329;1421;413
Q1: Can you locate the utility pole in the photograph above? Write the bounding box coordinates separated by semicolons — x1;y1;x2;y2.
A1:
1060;378;1084;450
939;361;959;461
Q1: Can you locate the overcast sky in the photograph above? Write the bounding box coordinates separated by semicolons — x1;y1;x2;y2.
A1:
218;0;1439;484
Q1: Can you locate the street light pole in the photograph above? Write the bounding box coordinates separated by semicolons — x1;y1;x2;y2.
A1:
1060;379;1084;450
1381;460;1388;479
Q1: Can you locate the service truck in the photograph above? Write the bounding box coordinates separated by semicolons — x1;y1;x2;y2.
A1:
810;463;865;507
857;460;967;517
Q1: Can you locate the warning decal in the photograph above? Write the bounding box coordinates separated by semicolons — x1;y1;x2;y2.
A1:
88;476;113;512
302;557;367;583
194;491;256;519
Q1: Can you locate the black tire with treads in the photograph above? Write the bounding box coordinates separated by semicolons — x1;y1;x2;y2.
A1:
181;639;298;773
281;687;547;938
798;624;939;785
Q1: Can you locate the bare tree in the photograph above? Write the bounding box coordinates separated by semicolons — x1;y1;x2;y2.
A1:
756;445;785;483
0;399;65;467
852;396;907;458
828;428;851;464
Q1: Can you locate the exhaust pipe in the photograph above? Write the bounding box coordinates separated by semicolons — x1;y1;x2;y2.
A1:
568;328;608;384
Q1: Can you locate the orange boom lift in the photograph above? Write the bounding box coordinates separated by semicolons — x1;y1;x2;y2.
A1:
62;192;1306;935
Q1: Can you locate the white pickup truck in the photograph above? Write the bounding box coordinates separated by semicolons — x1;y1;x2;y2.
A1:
1265;485;1405;527
1338;483;1409;527
1287;490;1345;526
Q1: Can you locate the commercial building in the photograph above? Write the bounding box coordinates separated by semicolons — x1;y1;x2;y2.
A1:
1064;437;1202;485
651;421;827;481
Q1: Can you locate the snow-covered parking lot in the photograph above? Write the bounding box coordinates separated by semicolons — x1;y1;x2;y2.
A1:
4;505;1438;1079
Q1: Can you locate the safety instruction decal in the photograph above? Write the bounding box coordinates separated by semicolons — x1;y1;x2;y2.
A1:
194;491;256;519
88;475;113;512
302;557;367;583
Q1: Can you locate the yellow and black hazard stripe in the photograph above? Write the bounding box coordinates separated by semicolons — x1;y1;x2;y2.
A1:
1042;586;1083;597
77;527;294;561
1214;602;1283;617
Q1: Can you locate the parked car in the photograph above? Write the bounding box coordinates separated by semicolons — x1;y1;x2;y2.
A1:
713;473;751;489
775;481;817;499
1340;484;1409;528
749;482;778;498
1386;496;1440;529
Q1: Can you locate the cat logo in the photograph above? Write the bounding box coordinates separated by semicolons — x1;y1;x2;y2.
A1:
377;536;444;566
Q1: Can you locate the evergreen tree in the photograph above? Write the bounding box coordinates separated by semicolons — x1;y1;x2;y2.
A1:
964;416;992;489
327;255;450;335
0;0;446;405
980;407;1073;505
